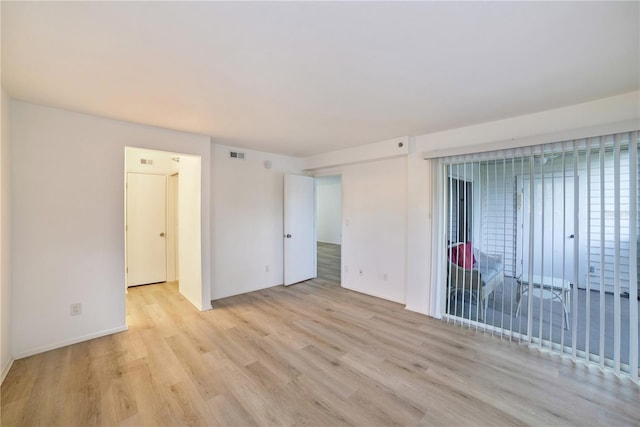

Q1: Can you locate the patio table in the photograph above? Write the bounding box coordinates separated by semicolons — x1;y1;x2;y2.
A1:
515;275;572;329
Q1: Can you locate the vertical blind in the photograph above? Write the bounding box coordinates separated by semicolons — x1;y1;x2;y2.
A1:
433;131;639;381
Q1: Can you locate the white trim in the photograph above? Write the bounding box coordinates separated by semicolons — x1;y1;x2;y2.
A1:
341;284;405;305
430;159;446;318
1;358;14;384
404;305;432;317
14;325;128;360
421;120;639;160
186;293;212;311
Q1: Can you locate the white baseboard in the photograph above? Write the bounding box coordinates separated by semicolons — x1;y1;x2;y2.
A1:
341;284;405;305
317;239;341;245
181;292;213;311
212;282;281;301
1;357;14;384
14;325;128;360
404;304;431;316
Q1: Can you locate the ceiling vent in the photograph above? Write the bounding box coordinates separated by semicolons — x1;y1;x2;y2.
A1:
140;158;153;165
229;151;245;160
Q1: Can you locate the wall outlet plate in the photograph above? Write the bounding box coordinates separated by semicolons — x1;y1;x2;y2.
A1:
70;303;82;316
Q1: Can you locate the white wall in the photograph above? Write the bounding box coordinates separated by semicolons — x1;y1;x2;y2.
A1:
316;176;342;245
404;143;433;315
312;157;407;303
125;147;180;175
177;154;205;308
211;144;302;300
10;101;212;358
1;88;13;381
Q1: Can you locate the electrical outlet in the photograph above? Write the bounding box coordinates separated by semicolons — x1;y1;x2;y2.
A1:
344;265;349;273
265;265;270;272
359;269;364;276
70;303;82;316
383;273;388;281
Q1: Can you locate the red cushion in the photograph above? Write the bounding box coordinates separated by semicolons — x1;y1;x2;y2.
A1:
451;243;476;269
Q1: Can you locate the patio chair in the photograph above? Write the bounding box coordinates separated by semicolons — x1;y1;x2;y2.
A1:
447;242;504;321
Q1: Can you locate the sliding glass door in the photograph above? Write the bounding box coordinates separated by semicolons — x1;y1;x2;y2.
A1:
437;132;639;380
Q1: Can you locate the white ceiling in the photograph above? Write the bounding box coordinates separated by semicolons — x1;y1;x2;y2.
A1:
2;2;638;157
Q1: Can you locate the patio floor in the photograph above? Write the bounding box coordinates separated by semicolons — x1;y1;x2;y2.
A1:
448;277;640;366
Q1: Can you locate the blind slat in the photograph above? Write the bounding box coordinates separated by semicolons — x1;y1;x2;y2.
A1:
585;141;592;364
599;138;606;371
613;135;621;374
629;132;638;381
572;140;579;360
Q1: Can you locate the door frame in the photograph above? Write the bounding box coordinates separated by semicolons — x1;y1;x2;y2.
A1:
167;172;179;282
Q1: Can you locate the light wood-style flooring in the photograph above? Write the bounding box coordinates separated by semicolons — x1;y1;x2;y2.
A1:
2;278;639;426
317;242;340;283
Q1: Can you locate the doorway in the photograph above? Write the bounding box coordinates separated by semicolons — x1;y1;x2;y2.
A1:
124;147;203;308
125;149;180;287
315;175;342;284
449;178;473;243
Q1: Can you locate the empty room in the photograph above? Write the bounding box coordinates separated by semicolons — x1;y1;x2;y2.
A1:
1;2;639;426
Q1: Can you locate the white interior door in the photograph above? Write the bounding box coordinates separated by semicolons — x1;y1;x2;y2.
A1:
284;174;316;285
517;175;576;285
127;173;167;286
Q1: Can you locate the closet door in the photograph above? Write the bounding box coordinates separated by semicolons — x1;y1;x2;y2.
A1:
126;173;167;286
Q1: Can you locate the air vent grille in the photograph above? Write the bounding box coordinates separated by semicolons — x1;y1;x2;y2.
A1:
229;151;245;160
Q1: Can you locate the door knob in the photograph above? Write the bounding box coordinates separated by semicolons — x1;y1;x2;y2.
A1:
285;234;292;238
160;232;165;237
568;234;574;239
